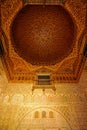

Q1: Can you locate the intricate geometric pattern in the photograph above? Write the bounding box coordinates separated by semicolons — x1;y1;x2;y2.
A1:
1;0;87;83
11;5;75;65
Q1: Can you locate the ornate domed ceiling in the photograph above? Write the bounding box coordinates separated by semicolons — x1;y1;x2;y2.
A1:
1;0;86;83
11;5;75;65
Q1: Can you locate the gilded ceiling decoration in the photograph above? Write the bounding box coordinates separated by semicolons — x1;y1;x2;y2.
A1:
11;5;75;65
0;0;87;83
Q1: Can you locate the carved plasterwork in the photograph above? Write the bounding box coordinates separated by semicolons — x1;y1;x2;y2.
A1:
17;108;71;130
0;80;87;130
0;0;87;83
0;59;87;130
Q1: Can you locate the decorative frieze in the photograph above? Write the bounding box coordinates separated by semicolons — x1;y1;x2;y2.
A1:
22;0;66;5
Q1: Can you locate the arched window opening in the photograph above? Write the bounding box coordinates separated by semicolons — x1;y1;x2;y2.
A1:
34;111;39;118
42;111;46;118
49;111;54;118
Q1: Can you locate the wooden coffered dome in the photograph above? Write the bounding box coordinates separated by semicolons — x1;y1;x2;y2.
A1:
11;5;75;65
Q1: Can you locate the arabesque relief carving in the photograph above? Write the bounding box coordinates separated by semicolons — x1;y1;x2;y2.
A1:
1;0;87;82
